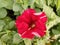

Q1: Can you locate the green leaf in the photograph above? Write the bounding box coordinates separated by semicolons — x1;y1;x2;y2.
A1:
47;18;60;30
54;0;57;5
29;0;35;8
5;0;14;9
0;20;5;31
57;9;60;16
44;30;50;43
22;0;28;9
13;33;23;44
47;0;52;5
51;39;60;45
8;21;15;29
13;3;20;12
4;17;12;24
24;39;32;45
29;0;35;5
14;11;20;15
48;0;55;7
0;31;15;45
1;34;11;42
3;17;12;30
43;5;57;19
0;39;6;45
51;23;60;35
0;8;7;18
35;8;41;12
19;42;25;45
0;25;4;32
0;39;2;45
52;29;60;35
0;32;6;37
0;0;13;9
4;21;15;30
35;0;46;8
37;39;45;45
56;0;60;10
15;0;23;4
0;0;8;8
43;5;60;30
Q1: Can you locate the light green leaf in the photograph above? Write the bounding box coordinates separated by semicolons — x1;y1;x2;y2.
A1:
1;34;11;42
29;0;35;5
5;0;14;9
0;32;6;37
56;0;60;16
35;0;46;8
0;39;2;45
13;3;20;12
0;39;6;45
0;25;4;31
29;0;35;8
47;0;52;5
44;30;50;43
37;39;45;45
0;0;8;8
0;0;13;9
0;8;7;18
24;39;32;45
43;5;57;19
0;20;5;31
54;0;57;5
43;5;60;30
22;0;28;9
15;0;23;4
47;18;60;30
56;0;60;10
13;33;23;44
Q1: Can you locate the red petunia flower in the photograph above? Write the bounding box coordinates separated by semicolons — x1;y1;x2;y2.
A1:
15;8;47;39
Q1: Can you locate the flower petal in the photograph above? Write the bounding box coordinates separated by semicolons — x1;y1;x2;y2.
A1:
21;30;34;39
35;20;46;31
16;22;29;35
15;8;47;39
16;8;35;24
32;20;46;37
21;8;35;24
34;12;47;24
32;27;46;37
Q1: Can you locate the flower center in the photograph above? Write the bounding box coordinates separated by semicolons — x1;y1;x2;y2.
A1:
28;24;35;30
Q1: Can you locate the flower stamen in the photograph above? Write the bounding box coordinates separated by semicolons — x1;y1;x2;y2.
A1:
28;24;35;30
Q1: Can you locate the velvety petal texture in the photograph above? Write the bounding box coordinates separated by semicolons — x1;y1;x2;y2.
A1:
15;8;47;39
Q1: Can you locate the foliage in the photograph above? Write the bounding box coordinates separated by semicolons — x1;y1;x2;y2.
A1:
0;0;60;45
